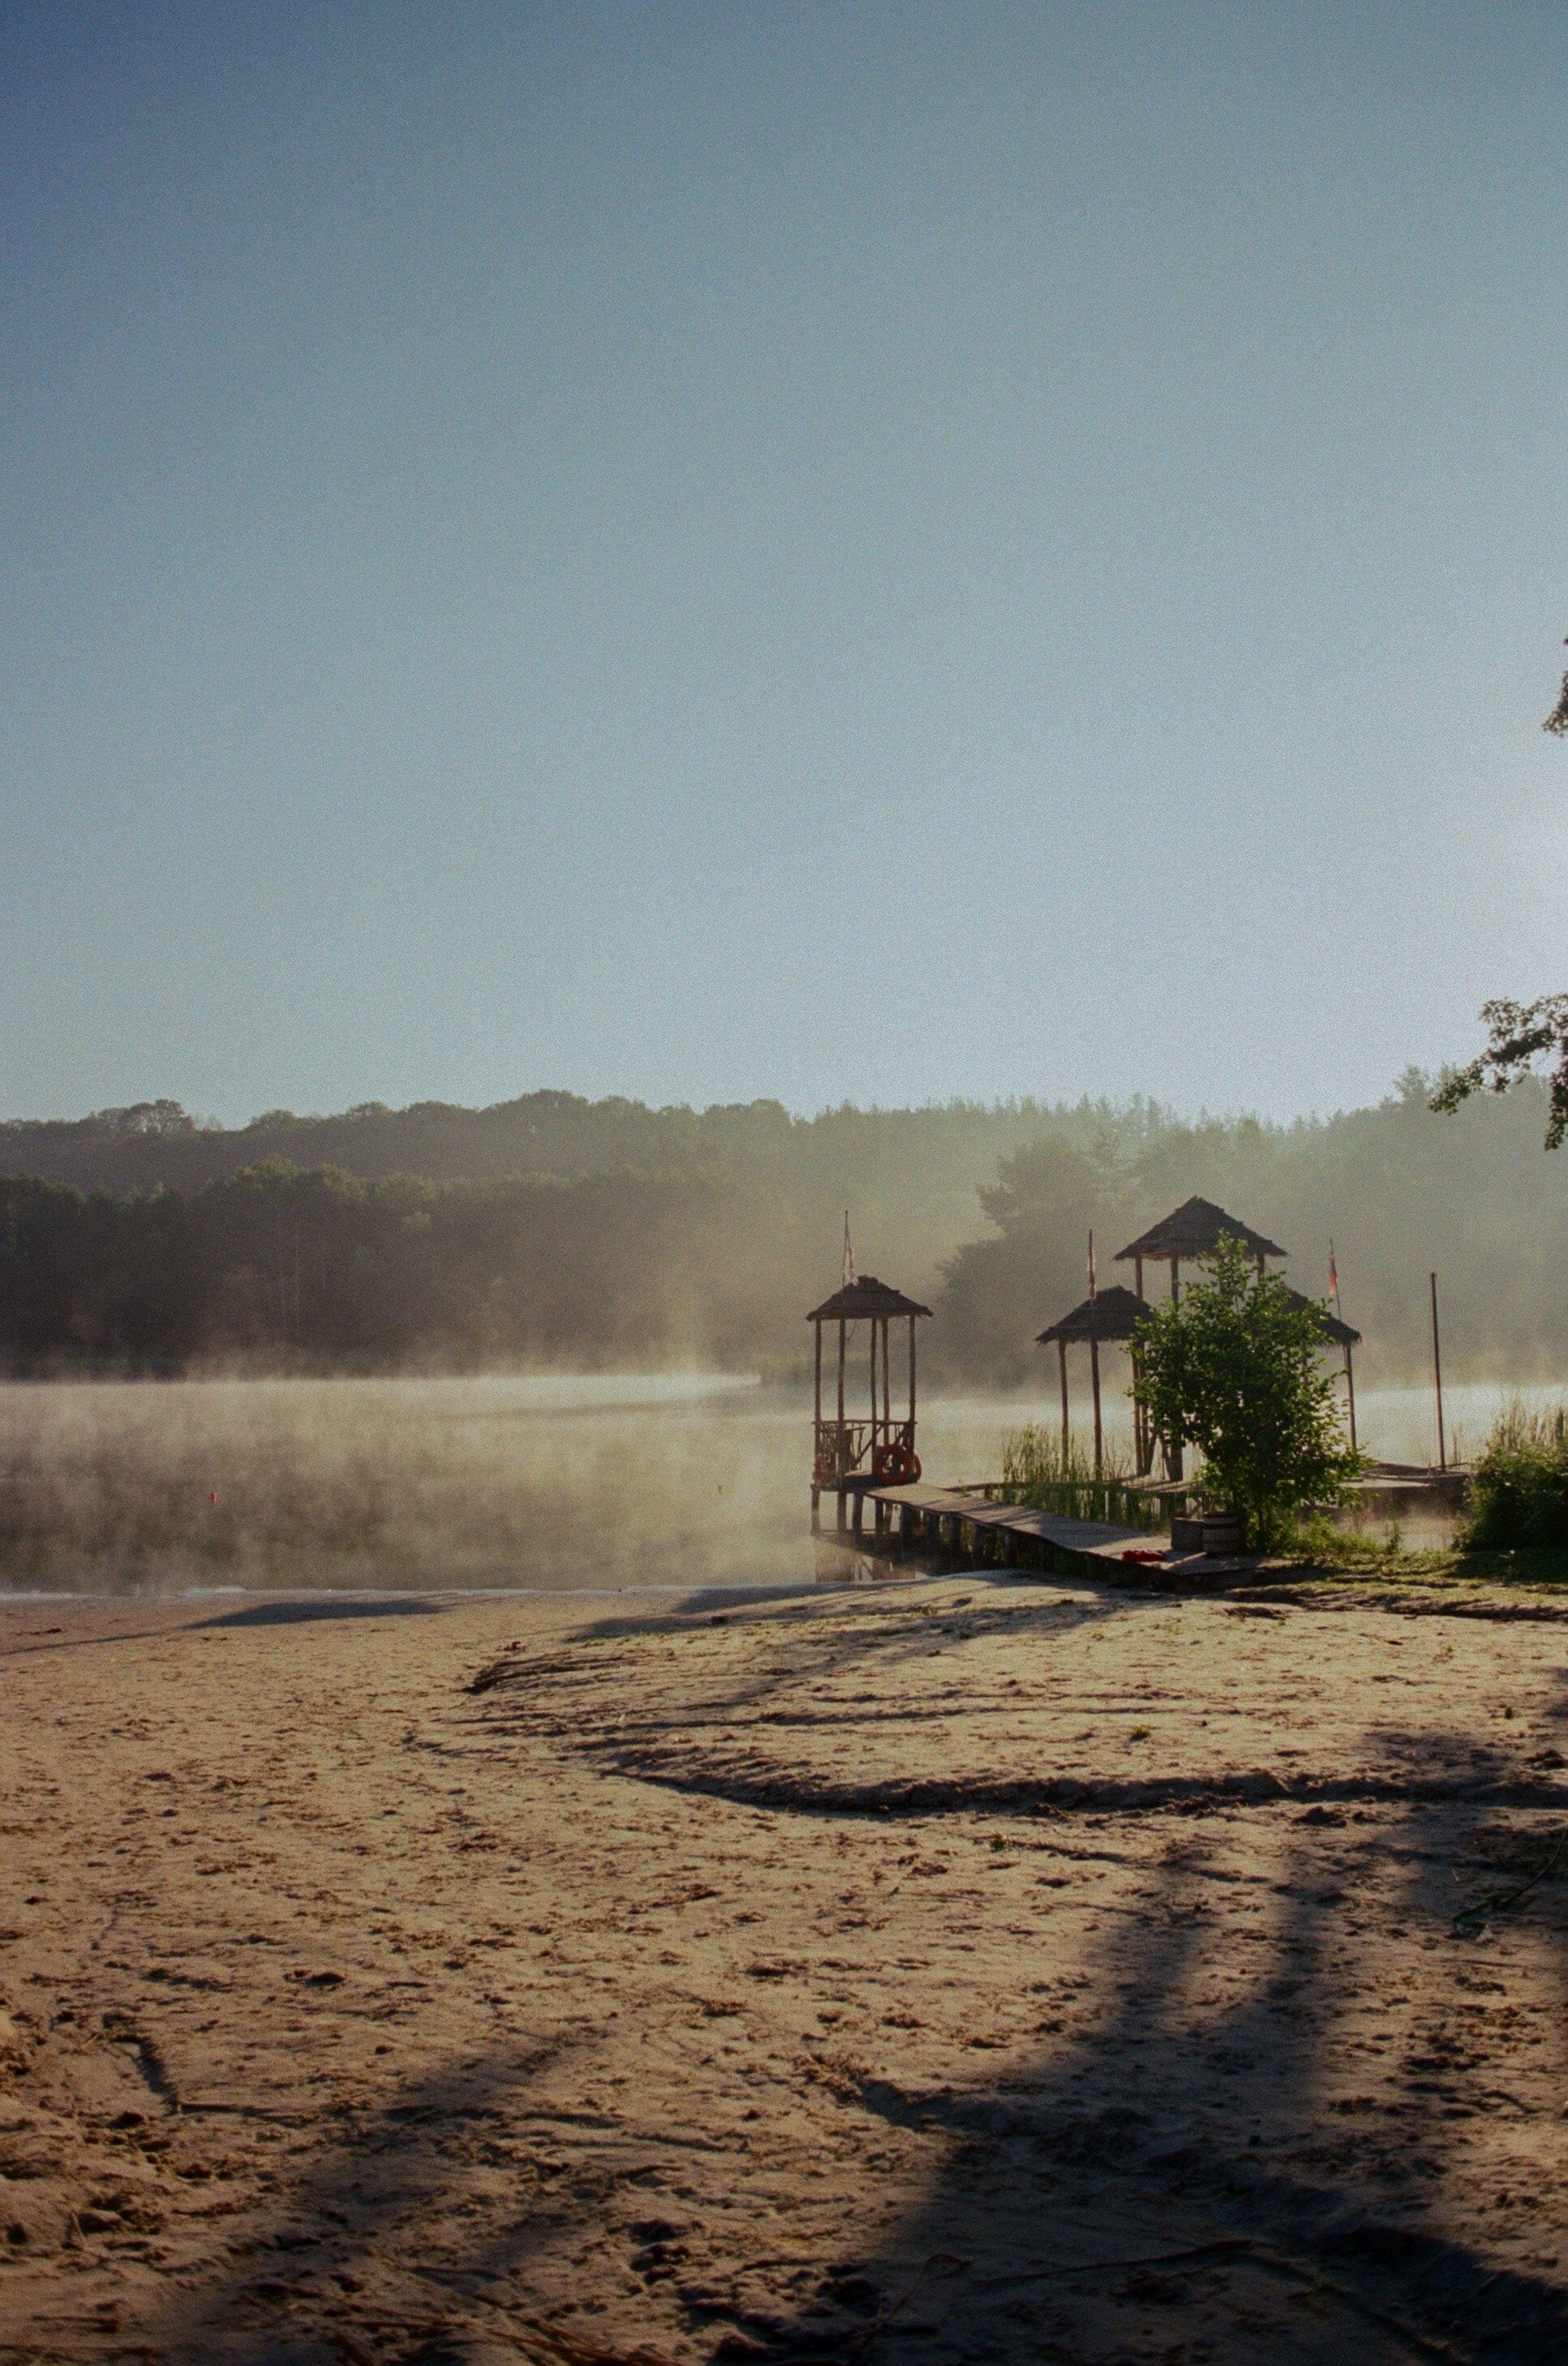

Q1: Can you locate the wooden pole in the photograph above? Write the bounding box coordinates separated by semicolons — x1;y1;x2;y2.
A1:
1090;1334;1103;1477
1166;1257;1184;1480
883;1316;891;1439
1430;1271;1446;1472
811;1316;823;1532
836;1317;847;1527
1058;1338;1069;1456
1131;1255;1148;1474
909;1314;917;1437
869;1319;878;1451
1343;1342;1358;1454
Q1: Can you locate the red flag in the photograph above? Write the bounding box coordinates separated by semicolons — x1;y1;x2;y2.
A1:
1328;1241;1340;1306
1088;1228;1098;1302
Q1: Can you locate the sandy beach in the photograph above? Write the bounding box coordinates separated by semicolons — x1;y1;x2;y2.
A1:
4;1569;1568;2364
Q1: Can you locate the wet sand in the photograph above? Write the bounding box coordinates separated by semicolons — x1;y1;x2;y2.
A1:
3;1572;1568;2364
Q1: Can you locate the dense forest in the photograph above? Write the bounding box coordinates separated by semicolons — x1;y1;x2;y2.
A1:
1;1074;1565;1383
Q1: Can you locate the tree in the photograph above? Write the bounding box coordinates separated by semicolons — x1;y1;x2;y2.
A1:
1429;998;1568;1150
1134;1235;1363;1551
1544;638;1568;735
1431;641;1568;1145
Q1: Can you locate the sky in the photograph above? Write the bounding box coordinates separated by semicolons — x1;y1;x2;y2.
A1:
2;1;1567;1128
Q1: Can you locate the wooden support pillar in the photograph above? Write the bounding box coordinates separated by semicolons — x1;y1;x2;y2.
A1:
1437;1267;1447;1466
1344;1342;1358;1454
812;1319;823;1531
1058;1338;1069;1457
836;1316;848;1529
1166;1258;1184;1481
1135;1254;1144;1301
1089;1334;1103;1477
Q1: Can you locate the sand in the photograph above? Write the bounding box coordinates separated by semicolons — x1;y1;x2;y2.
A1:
3;1569;1568;2364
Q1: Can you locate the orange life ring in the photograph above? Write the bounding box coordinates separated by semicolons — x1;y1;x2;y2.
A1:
871;1441;921;1486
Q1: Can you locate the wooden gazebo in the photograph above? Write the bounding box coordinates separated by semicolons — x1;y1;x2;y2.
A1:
1114;1195;1287;1300
1035;1284;1149;1476
807;1274;932;1535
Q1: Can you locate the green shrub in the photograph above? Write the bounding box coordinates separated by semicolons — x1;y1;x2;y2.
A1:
1464;1402;1568;1549
1135;1236;1364;1553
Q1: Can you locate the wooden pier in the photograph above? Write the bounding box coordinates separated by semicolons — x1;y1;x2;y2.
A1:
857;1482;1261;1586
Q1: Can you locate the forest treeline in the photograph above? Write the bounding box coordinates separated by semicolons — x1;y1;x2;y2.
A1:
2;1073;1566;1381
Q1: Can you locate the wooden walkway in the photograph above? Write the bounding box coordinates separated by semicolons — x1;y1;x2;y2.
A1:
859;1482;1260;1585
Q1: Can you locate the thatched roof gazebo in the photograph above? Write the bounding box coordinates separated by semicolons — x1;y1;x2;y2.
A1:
806;1270;932;1536
1035;1285;1148;1475
1115;1195;1287;1300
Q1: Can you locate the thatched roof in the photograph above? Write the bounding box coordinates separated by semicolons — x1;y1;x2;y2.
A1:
1115;1195;1287;1263
1282;1287;1361;1348
1036;1284;1149;1345
806;1275;934;1323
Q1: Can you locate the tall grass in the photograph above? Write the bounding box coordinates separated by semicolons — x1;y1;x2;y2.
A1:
1463;1399;1568;1551
999;1424;1161;1531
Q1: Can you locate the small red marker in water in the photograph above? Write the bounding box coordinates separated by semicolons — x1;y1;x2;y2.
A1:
210;1492;217;1503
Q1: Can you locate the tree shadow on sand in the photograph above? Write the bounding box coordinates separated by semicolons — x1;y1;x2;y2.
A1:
712;1792;1568;2365
142;2039;602;2365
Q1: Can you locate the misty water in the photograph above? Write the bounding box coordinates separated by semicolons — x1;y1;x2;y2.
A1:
0;1371;1555;1599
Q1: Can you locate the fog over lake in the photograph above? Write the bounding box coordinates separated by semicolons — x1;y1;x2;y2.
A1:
0;1371;1549;1598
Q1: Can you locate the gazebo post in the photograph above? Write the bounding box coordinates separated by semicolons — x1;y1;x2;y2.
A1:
1166;1258;1184;1479
1089;1334;1103;1477
836;1318;848;1532
812;1319;823;1533
1058;1338;1069;1456
1131;1254;1147;1474
1344;1342;1358;1453
909;1312;917;1436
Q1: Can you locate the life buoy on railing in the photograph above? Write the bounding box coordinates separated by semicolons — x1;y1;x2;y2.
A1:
871;1441;921;1486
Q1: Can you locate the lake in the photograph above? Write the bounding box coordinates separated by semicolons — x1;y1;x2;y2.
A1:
0;1371;1551;1596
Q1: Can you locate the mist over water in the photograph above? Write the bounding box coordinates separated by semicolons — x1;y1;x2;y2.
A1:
0;1373;1556;1598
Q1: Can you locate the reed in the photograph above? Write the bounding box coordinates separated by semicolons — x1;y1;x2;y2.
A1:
998;1423;1161;1532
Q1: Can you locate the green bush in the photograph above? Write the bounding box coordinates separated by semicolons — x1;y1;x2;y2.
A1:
1135;1236;1364;1553
1464;1403;1568;1549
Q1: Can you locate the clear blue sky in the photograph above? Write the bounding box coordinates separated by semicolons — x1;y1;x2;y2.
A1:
3;2;1566;1125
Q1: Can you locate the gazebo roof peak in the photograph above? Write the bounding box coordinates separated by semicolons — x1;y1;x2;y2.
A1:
806;1275;933;1323
1115;1194;1287;1264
